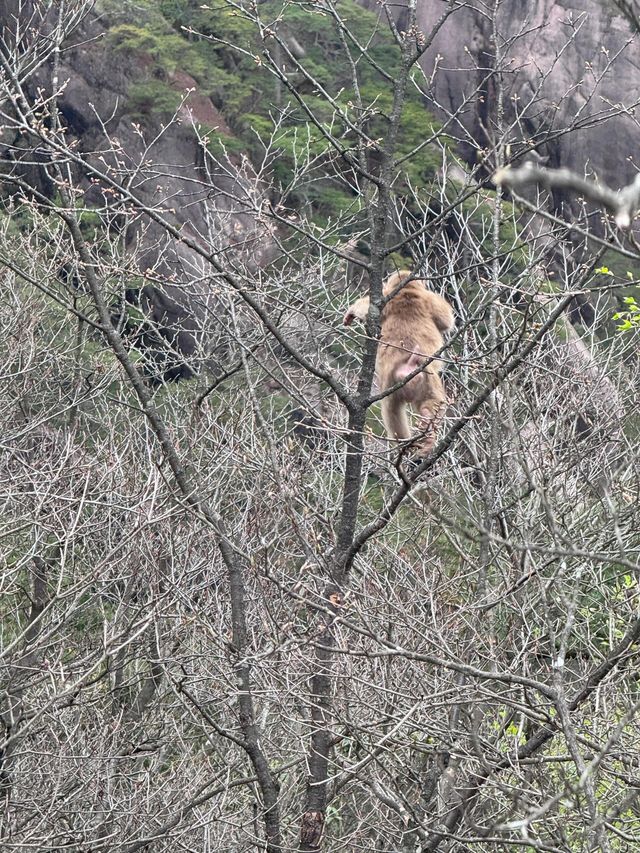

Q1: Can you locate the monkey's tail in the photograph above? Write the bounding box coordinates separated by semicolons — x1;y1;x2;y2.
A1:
381;396;411;442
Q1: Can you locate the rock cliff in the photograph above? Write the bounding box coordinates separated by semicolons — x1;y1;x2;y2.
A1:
0;0;273;378
3;0;638;378
359;0;639;206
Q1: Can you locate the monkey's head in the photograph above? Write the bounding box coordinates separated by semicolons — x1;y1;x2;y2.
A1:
343;309;356;326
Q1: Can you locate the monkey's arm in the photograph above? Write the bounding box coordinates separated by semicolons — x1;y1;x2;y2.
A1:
423;292;455;334
343;295;370;326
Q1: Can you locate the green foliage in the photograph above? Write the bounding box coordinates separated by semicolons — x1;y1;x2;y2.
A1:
596;249;640;282
159;0;190;25
128;80;182;118
109;21;211;80
613;293;640;331
229;0;443;212
202;127;248;158
595;265;614;276
109;23;155;53
105;0;444;220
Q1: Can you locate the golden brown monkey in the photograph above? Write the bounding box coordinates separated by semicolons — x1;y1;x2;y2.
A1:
344;270;455;456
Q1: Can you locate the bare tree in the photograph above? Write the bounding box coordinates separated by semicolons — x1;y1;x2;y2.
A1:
1;1;639;852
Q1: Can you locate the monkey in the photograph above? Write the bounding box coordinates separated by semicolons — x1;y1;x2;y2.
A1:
343;270;455;457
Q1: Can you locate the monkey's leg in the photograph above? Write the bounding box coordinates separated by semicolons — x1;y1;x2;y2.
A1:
415;372;448;455
381;395;411;444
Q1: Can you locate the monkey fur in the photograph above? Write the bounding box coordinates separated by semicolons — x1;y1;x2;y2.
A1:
344;270;455;457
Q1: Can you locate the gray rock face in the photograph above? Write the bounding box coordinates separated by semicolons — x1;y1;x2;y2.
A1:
0;1;272;377
360;0;638;204
3;0;636;383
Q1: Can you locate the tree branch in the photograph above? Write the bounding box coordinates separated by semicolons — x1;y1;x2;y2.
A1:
494;162;640;229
